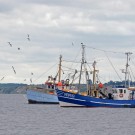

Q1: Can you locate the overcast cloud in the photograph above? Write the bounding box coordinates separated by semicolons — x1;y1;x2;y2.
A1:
0;0;135;84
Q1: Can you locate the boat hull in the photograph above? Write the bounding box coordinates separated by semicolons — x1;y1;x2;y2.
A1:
26;89;59;104
56;88;135;108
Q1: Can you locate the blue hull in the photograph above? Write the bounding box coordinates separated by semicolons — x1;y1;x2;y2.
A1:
56;89;135;108
26;89;59;104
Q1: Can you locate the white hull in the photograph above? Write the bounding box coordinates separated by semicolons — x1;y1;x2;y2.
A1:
26;89;59;104
59;101;85;107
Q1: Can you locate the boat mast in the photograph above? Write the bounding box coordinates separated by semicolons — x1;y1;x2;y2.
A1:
58;55;62;82
93;61;96;90
125;52;132;88
91;60;99;97
78;43;85;93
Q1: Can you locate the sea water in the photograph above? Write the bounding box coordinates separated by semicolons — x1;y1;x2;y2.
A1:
0;94;135;135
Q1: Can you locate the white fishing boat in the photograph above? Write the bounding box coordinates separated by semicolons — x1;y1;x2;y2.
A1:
26;77;59;104
26;55;63;104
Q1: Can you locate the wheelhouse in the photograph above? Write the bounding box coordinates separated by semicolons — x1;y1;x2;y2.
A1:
112;86;130;100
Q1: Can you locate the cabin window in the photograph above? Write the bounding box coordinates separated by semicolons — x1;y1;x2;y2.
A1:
113;89;117;93
124;90;126;93
119;89;123;93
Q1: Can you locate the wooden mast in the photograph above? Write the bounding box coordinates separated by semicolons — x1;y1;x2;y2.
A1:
91;61;99;97
58;55;62;82
93;61;96;91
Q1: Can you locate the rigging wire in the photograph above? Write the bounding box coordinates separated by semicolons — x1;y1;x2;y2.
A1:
130;57;135;69
85;44;129;82
86;45;125;54
61;65;79;81
129;57;135;82
128;70;133;85
33;62;57;83
86;62;92;72
129;66;135;82
61;65;76;71
104;52;122;81
98;75;108;82
66;47;82;79
63;60;81;63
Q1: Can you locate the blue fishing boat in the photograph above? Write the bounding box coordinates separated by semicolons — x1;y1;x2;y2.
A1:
55;44;135;108
56;86;135;107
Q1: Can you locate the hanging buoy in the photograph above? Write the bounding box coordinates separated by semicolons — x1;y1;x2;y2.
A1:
98;83;103;88
57;82;62;86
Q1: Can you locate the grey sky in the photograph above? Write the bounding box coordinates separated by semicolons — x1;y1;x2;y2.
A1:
0;0;135;84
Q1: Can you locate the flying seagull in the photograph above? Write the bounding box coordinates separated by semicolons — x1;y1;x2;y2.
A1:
8;42;12;47
1;77;4;80
27;34;30;41
30;78;32;83
18;48;20;50
12;66;16;74
72;42;74;46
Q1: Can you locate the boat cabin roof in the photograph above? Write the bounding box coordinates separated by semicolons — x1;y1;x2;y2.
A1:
113;85;126;88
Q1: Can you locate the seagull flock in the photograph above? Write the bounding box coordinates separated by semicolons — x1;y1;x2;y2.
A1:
8;34;30;49
2;34;74;83
1;34;32;82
